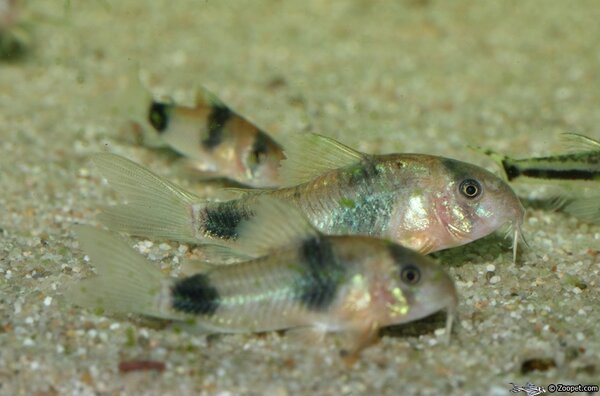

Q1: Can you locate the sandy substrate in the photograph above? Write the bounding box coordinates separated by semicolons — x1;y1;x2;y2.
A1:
0;1;598;395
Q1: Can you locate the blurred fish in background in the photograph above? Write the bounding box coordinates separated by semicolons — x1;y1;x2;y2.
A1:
0;0;31;60
482;133;600;223
145;88;285;188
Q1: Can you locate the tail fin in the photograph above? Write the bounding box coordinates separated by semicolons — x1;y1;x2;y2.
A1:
92;153;201;243
66;226;181;320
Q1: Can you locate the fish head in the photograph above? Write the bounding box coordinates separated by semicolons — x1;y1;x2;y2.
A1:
382;243;457;325
431;158;525;252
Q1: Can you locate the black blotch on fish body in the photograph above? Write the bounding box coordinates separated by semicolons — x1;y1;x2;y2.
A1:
203;201;249;240
148;101;170;133
295;237;346;311
171;274;220;315
203;104;232;149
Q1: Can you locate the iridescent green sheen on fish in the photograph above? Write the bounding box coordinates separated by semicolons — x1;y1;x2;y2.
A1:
94;133;524;256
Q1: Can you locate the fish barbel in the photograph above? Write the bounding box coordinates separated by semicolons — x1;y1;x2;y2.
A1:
482;133;599;223
68;199;457;362
95;133;525;260
145;87;285;188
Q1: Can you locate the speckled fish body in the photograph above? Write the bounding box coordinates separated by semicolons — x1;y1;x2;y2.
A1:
273;153;524;253
147;88;284;188
484;133;600;223
94;134;524;257
196;156;521;254
69;219;457;358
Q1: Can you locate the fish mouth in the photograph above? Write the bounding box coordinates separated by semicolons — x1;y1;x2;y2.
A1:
500;213;527;264
445;222;470;242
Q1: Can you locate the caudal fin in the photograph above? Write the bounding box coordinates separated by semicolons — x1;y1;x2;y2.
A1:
66;226;181;320
92;153;201;243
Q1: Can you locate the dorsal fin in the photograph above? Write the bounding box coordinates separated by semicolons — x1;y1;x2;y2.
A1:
561;133;600;152
194;86;225;109
279;133;364;186
234;197;319;257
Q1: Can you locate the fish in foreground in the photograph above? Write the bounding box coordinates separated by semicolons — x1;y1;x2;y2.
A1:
68;199;457;363
482;133;599;223
94;133;525;261
144;87;285;188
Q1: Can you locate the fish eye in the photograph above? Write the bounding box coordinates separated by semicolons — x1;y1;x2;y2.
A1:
459;179;482;199
400;264;421;285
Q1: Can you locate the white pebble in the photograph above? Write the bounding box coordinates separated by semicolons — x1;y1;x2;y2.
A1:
434;328;446;337
178;245;189;254
486;264;495;272
489;275;501;284
43;296;52;306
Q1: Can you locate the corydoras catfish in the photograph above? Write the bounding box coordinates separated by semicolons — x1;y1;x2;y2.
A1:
94;133;525;260
145;87;284;188
68;199;457;364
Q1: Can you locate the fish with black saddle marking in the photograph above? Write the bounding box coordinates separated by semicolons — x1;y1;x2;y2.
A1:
93;133;525;261
68;199;457;362
482;133;600;223
145;87;285;188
